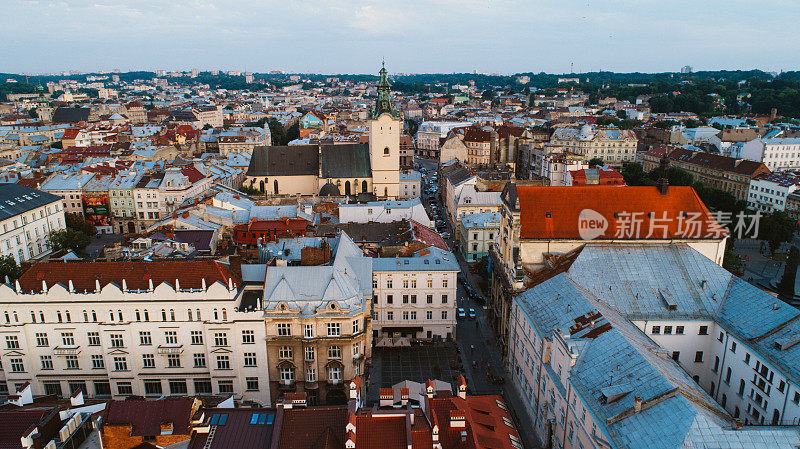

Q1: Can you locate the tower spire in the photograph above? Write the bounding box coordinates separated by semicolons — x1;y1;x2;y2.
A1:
373;61;396;119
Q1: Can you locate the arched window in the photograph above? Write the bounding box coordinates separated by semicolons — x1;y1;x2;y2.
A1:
91;310;97;322
362;180;368;193
170;309;175;321
188;309;193;321
65;311;71;322
274;180;279;194
161;309;167;321
344;181;351;196
259;180;264;192
384;147;390;155
135;310;140;321
222;308;227;321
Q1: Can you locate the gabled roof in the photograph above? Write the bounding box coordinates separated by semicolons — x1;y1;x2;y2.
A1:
246;145;319;177
277;406;348;449
320;143;371;179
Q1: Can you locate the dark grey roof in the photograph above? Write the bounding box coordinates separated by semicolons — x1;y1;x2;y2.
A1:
0;184;62;221
320;143;371;179
246;146;319;177
319;182;340;196
52;107;90;124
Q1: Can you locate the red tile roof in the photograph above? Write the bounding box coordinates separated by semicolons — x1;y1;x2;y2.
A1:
0;410;51;449
428;395;519;449
18;260;239;293
104;398;194;437
354;414;407;449
517;186;723;240
277;406;348;449
181;166;207;183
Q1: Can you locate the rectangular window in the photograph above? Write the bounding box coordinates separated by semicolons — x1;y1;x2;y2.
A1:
329;367;342;383
352;319;360;334
387;311;393;321
699;326;708;335
353;342;360;357
442;294;448;304
144;380;162;396
94;381;111;397
441;311;448;320
244;352;257;367
277;323;291;336
694;351;704;363
216;355;230;370
10;358;24;372
113;357;128;371
427;310;432;320
61;332;75;346
214;333;228;347
142;354;155;368
195;379;212;394
663;326;672;335
165;331;178;345
305;346;315;361
403;294;409;304
117;382;133;396
327;323;341;337
306;369;316;382
329;346;341;359
191;331;203;345
194;353;206;368
427;294;433;304
242;330;255;344
246;377;259;391
35;333;49;347
442;279;448;288
731;341;737;353
280;368;294;383
167;354;181;367
169;379;188;395
41;355;53;370
139;331;152;345
651;326;661;335
92;354;104;369
87;332;100;346
110;334;124;348
387;295;393;304
304;324;314;338
403;311;409;320
411;295;417;304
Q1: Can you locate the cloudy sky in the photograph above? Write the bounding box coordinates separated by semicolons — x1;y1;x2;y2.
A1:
2;0;797;75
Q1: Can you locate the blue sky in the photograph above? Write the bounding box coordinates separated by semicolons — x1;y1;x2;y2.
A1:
1;0;797;74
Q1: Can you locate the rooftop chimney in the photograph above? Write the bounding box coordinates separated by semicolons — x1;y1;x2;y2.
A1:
633;396;642;413
449;410;466;428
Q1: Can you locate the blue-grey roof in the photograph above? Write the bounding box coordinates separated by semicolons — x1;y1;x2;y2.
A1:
372;247;460;272
0;183;62;221
513;243;800;448
459;212;501;229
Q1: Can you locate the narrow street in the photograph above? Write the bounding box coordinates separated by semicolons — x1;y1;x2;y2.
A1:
417;156;543;448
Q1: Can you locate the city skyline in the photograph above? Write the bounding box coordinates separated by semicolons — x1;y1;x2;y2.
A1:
2;0;799;74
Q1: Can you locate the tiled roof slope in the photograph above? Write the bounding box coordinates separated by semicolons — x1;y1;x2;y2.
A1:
105;398;194;436
517;186;722;240
18;260;238;293
515;243;800;448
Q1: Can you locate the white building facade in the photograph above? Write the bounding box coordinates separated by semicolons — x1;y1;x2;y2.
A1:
746;172;800;213
372;247;459;341
0;260;271;405
0;184;66;264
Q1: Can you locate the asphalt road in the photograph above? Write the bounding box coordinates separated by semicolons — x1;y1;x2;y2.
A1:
416;156;543;448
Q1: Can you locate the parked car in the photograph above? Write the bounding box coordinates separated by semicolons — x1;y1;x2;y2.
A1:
457;308;466;319
468;308;476;319
441;232;451;239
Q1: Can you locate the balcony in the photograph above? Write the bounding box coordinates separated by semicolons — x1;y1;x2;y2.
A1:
158;345;183;355
53;346;80;356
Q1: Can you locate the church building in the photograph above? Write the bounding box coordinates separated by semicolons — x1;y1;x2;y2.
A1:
244;63;402;199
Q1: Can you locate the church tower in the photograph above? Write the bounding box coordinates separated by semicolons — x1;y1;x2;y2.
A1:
368;62;401;199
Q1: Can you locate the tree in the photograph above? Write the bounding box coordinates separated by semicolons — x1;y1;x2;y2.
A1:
65;213;95;235
202;124;213;130
778;246;800;297
0;255;23;283
406;119;419;137
588;158;604;167
616;110;627;119
267;118;286;145
760;211;796;253
481;89;495;101
722;248;743;276
49;228;90;254
284;121;299;144
28;109;38;119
